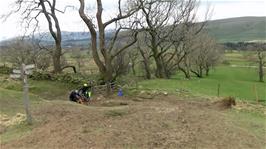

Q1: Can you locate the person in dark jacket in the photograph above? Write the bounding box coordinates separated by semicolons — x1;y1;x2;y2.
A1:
69;90;81;102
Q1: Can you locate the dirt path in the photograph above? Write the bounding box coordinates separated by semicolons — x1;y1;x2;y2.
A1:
1;95;265;149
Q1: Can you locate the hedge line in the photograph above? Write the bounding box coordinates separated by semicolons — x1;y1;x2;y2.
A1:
29;71;98;85
0;66;12;74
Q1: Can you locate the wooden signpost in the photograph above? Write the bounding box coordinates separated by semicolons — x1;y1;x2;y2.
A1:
10;63;34;124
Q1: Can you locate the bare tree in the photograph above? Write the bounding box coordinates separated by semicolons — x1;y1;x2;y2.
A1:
257;47;266;82
34;50;51;71
174;27;200;79
176;36;194;79
39;0;63;73
112;50;130;78
4;0;70;73
136;0;207;79
128;48;139;76
203;41;223;76
135;35;152;79
0;38;51;70
1;39;36;66
78;0;141;93
247;43;266;82
137;0;177;78
138;45;152;79
70;48;87;72
189;32;222;78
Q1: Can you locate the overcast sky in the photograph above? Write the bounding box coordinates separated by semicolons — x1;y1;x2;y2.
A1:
0;0;265;40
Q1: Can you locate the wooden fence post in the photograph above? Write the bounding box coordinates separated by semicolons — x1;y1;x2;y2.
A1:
253;84;259;103
217;83;221;97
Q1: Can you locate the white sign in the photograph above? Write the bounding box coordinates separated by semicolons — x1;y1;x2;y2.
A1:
10;74;21;79
13;69;21;74
25;64;35;70
25;70;33;75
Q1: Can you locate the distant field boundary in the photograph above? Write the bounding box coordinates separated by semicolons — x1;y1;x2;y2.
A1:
230;65;266;69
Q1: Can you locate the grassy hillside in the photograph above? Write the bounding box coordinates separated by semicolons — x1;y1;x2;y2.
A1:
0;74;265;148
206;17;266;43
139;66;266;102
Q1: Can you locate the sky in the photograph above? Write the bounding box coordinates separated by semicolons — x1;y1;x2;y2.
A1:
0;0;265;40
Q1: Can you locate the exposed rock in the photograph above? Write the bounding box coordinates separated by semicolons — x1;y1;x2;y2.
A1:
162;91;168;96
138;91;154;99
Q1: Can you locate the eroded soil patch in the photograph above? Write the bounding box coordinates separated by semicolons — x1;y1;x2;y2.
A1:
2;96;265;149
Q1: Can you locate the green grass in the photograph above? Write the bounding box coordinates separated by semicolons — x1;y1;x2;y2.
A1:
224;52;252;65
138;66;266;101
28;80;73;100
0;82;41;143
0;75;72;116
226;109;266;140
0;77;72;143
0;88;43;116
138;51;265;102
0;121;34;143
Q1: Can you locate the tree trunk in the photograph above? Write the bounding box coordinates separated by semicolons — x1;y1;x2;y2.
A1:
199;66;203;78
139;49;151;79
79;0;107;81
150;32;167;79
131;62;136;76
164;70;171;79
143;61;151;79
52;43;62;73
205;67;210;76
183;56;191;79
104;56;113;95
154;56;167;78
40;0;63;74
258;51;264;82
190;69;202;78
179;66;191;79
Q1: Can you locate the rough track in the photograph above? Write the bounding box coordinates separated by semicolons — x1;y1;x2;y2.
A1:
2;95;265;149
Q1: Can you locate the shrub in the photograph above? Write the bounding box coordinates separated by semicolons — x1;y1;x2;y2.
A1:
222;60;231;65
29;71;98;86
0;66;12;74
29;71;52;80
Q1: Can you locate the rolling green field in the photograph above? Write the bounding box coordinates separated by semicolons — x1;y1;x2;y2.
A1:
139;66;265;101
138;51;266;102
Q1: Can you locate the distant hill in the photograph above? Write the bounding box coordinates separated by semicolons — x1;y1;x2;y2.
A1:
205;16;266;43
57;17;266;44
31;17;266;44
1;17;265;47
